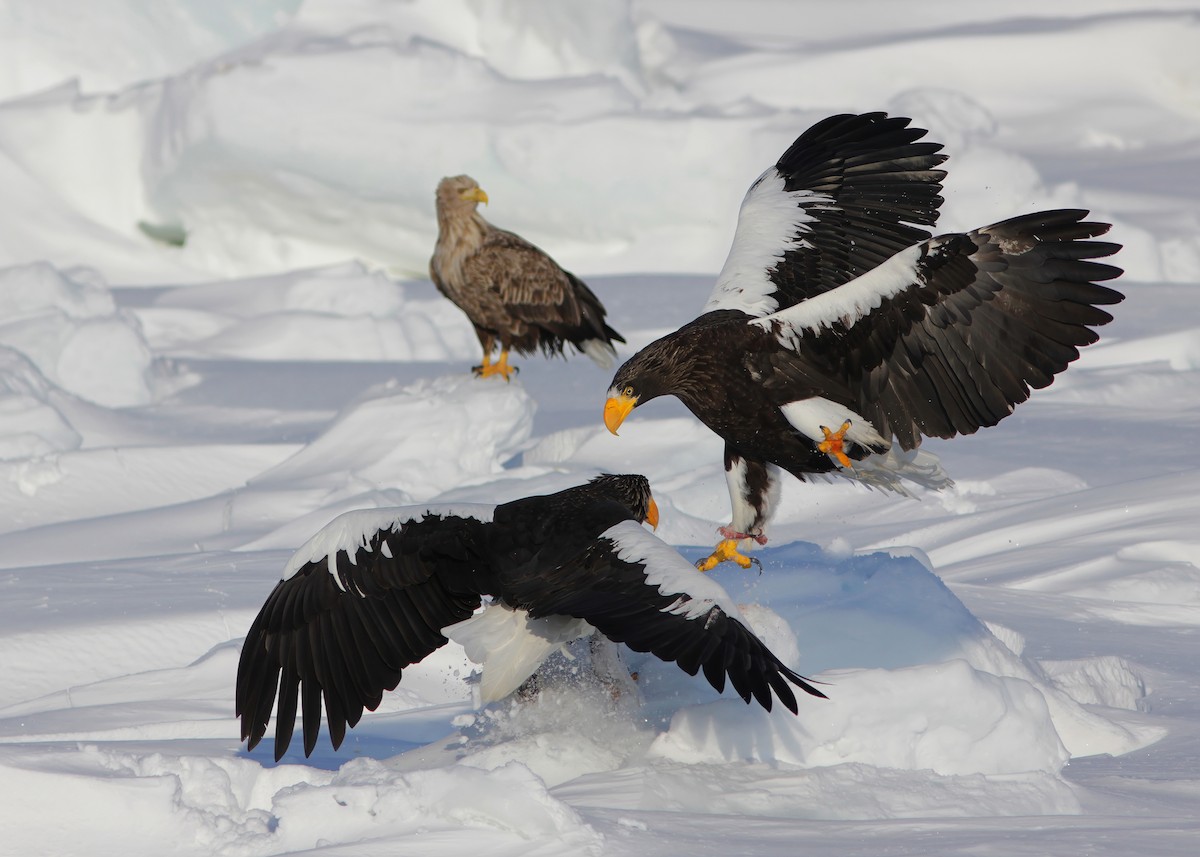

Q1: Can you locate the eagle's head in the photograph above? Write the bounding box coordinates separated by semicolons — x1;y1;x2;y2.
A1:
603;338;691;435
586;473;659;530
435;174;489;215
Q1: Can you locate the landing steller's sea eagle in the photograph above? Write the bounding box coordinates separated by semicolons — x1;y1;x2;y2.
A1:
603;113;1123;572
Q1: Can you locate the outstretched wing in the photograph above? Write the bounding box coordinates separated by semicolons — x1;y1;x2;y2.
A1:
754;209;1124;450
236;509;489;760
502;520;825;712
706;112;947;317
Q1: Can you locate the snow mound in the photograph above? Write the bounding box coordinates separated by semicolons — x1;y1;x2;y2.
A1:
350;541;1153;822
142;262;478;362
251;372;536;499
0;0;301;100
0;747;601;857
262;759;601;854
650;660;1069;776
5;3;1189;284
0;263;153;406
1041;656;1150;711
296;0;645;85
626;543;1157;773
0;347;80;460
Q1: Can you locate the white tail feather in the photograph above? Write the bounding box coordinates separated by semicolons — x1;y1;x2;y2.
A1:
819;446;953;495
444;604;594;703
579;338;617;369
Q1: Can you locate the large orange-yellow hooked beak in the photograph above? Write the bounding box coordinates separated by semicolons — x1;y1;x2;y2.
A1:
646;495;660;530
461;186;489;205
604;392;637;435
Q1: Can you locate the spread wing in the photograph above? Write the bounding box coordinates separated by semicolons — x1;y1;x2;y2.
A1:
706;112;947;317
501;520;825;712
753;209;1124;449
236;510;489;760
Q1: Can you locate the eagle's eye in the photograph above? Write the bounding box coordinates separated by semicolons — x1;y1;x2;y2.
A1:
623;386;634;398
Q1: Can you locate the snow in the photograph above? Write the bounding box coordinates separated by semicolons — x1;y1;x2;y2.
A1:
1;1;1199;855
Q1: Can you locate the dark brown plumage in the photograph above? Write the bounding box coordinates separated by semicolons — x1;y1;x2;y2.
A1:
603;113;1123;572
430;175;624;380
235;474;823;761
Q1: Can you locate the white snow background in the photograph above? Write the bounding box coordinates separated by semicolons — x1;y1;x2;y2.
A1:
1;1;1198;854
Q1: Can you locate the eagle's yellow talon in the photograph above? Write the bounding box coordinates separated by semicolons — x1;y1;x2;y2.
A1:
818;419;854;468
696;538;755;572
473;349;517;381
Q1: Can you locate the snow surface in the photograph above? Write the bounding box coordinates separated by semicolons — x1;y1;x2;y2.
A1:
2;1;1199;855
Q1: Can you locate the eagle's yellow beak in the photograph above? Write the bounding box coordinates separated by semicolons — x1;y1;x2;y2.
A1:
462;186;489;205
604;392;637;435
646;496;660;530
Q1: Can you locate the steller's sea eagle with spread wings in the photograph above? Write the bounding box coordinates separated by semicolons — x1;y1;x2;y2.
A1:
236;474;823;760
431;175;625;380
602;113;1124;572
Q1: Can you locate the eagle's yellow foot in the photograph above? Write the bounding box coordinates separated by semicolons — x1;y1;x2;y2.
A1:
473;349;518;381
696;538;756;572
818;420;854;468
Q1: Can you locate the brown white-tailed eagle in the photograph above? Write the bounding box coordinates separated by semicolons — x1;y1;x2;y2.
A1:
431;175;624;380
235;474;823;760
602;113;1123;572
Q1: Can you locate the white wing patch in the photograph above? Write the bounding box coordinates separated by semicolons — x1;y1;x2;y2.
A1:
605;520;745;622
705;169;835;317
282;503;497;584
779;397;888;450
752;242;925;345
444;604;594;703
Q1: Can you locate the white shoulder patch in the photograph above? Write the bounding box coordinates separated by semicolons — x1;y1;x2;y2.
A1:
704;169;835;317
282;503;496;584
604;520;745;622
752;242;924;344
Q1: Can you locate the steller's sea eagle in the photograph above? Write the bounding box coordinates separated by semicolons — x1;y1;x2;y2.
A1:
431;175;625;380
235;474;823;760
602;113;1123;572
